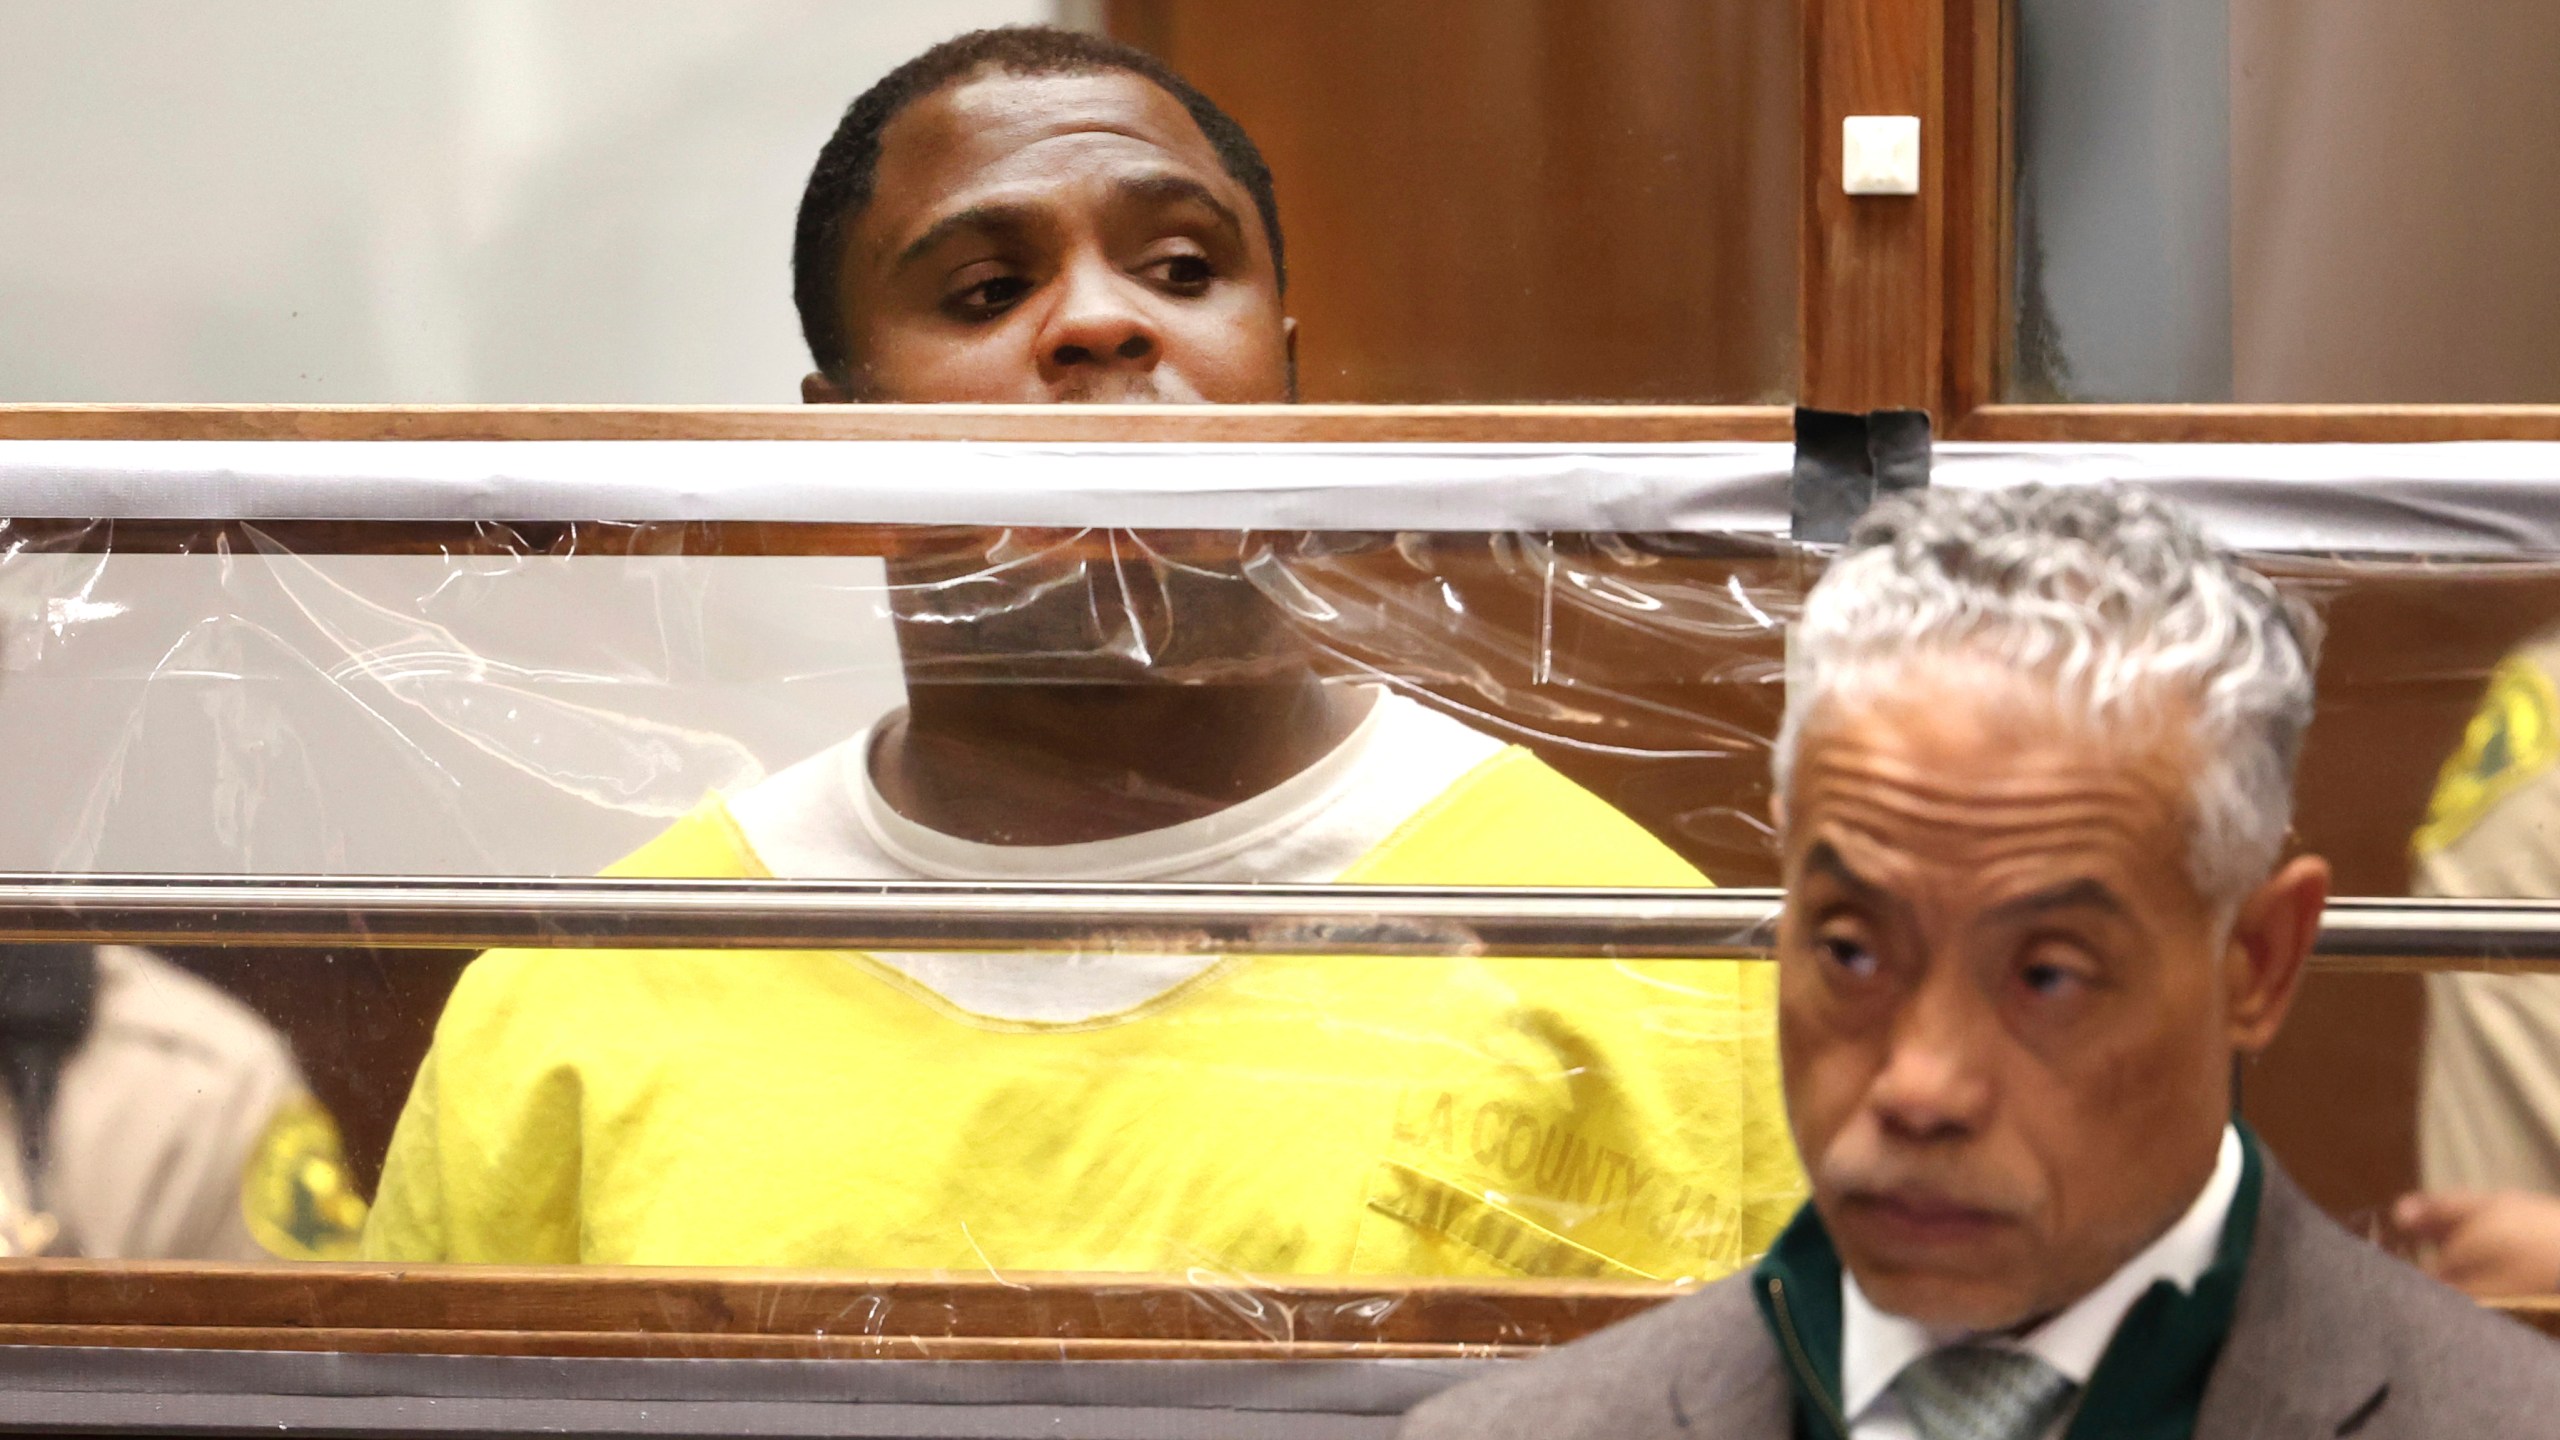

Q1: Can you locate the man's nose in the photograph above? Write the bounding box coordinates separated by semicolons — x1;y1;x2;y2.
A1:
1036;265;1163;385
1866;973;1997;1143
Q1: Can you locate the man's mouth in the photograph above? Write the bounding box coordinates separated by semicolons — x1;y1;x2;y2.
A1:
1836;1187;2021;1248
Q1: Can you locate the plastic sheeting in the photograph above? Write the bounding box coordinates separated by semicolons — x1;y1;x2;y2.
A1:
0;439;2556;1357
0;524;1797;879
0;470;1815;1298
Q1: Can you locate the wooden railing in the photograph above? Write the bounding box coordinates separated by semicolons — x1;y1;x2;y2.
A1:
0;1266;2545;1359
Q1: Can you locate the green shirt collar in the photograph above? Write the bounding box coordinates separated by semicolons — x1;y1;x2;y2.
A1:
1752;1126;2266;1440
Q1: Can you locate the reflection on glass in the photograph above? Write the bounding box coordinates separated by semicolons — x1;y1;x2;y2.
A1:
2011;0;2560;402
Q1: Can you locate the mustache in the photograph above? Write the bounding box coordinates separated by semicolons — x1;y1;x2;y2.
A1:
1816;1145;2039;1219
1053;372;1205;404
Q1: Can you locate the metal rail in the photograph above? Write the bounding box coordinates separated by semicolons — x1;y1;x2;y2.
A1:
0;876;2550;971
0;875;1776;958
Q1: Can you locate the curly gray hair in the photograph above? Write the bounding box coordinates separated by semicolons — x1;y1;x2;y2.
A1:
1773;483;2322;909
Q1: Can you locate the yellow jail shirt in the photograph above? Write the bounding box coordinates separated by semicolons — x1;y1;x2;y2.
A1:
364;746;1800;1280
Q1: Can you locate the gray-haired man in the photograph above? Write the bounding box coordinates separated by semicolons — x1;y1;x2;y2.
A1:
1402;484;2560;1440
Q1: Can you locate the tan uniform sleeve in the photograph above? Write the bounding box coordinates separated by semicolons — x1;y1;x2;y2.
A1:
47;949;364;1260
2413;639;2560;1192
166;1075;299;1264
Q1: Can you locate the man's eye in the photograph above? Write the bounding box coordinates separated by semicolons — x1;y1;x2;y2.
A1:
1146;253;1214;293
946;275;1031;319
2021;958;2090;999
1822;936;1879;979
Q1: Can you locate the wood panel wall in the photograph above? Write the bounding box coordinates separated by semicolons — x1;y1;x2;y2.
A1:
1105;0;1799;404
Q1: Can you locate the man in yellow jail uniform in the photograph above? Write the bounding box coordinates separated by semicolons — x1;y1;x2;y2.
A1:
362;26;1798;1280
2;944;366;1261
365;716;1794;1278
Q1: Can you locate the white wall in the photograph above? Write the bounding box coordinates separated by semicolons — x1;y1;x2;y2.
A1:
0;0;1057;402
0;4;1090;870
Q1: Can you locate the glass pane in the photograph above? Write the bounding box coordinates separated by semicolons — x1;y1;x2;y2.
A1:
2009;0;2560;402
0;489;1806;1279
11;441;2557;1360
0;0;1797;405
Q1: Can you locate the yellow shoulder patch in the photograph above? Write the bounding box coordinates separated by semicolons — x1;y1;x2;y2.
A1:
2416;655;2560;855
241;1095;370;1261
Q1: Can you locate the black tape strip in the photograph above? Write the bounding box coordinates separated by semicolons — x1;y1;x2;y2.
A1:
1790;408;1872;544
1866;410;1932;503
1789;407;1933;543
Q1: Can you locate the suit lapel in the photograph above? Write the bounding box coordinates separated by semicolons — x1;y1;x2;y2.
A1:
1650;1276;1804;1439
2195;1161;2394;1440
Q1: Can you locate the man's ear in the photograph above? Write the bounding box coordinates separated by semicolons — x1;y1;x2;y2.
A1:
801;371;853;405
2225;853;2330;1055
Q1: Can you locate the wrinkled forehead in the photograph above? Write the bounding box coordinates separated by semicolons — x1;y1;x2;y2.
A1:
859;68;1241;257
1787;662;2202;877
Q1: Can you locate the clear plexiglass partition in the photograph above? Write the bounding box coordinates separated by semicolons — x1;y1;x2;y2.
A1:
0;440;2557;1422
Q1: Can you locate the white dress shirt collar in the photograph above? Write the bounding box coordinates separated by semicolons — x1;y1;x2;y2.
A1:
1839;1125;2245;1433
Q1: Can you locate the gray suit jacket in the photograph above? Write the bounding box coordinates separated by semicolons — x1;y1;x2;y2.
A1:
1400;1160;2560;1439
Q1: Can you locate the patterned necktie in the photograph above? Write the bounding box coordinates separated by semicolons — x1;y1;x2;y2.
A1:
1890;1344;2079;1440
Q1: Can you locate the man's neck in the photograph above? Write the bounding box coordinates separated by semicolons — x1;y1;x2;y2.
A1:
868;670;1377;846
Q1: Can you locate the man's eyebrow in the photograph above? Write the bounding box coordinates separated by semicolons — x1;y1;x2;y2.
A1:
1109;171;1245;240
1984;877;2130;923
1801;842;1887;903
892;202;1038;275
888;172;1244;277
1796;841;1928;939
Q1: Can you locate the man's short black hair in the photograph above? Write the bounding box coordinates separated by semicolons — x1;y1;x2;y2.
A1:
792;25;1285;381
